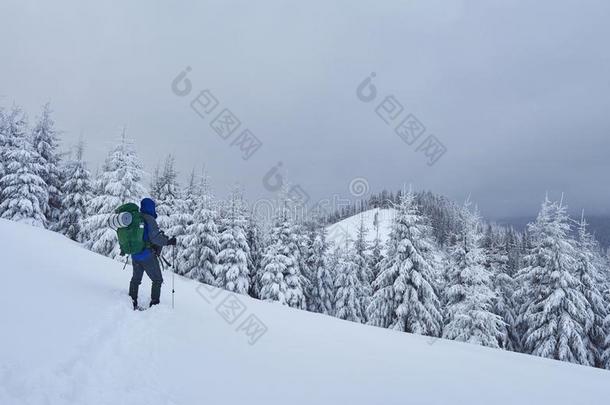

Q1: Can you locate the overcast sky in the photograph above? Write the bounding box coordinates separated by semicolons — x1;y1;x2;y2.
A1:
1;0;609;218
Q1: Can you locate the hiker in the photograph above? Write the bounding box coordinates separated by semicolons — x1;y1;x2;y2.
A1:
128;198;176;309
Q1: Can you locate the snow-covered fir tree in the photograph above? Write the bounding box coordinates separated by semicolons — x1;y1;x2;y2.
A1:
334;243;367;323
150;165;162;201
516;196;593;365
369;212;384;288
604;326;610;370
299;224;316;310
504;228;523;283
483;225;519;351
166;196;187;255
367;190;442;336
0;107;48;227
181;171;219;283
215;197;229;236
353;218;373;310
259;201;306;308
283;216;307;308
31;103;62;226
574;213;608;366
601;252;610;370
57;139;92;242
170;169;197;274
308;226;335;315
0;107;7;191
152;155;180;231
326;245;343;300
215;186;250;294
247;214;264;298
82;131;146;258
596;310;610;369
259;241;289;304
442;202;503;348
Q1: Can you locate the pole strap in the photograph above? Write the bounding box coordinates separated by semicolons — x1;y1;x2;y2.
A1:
159;254;172;269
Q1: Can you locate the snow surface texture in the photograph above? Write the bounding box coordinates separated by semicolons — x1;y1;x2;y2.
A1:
0;219;608;405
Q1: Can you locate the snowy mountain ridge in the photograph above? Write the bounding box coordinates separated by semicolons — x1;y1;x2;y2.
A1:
326;208;396;248
1;218;608;405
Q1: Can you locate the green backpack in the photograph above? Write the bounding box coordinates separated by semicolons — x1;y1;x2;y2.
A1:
115;203;146;255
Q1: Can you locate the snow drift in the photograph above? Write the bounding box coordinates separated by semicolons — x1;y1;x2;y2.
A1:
0;219;608;405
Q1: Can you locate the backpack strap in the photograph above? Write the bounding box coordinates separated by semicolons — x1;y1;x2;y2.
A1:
141;216;154;251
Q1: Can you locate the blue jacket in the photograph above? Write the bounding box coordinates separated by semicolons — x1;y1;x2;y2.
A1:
132;198;169;262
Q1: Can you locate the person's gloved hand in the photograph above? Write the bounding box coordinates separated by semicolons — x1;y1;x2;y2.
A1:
167;236;177;246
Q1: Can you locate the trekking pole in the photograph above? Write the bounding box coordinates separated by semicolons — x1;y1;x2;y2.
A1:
172;244;177;309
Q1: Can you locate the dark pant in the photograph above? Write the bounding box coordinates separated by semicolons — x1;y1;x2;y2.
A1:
129;255;163;304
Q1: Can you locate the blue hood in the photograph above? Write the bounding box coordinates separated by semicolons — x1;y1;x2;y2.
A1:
140;198;157;218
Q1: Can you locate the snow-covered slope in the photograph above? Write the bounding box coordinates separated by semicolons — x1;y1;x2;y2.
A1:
326;208;396;248
0;219;608;405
